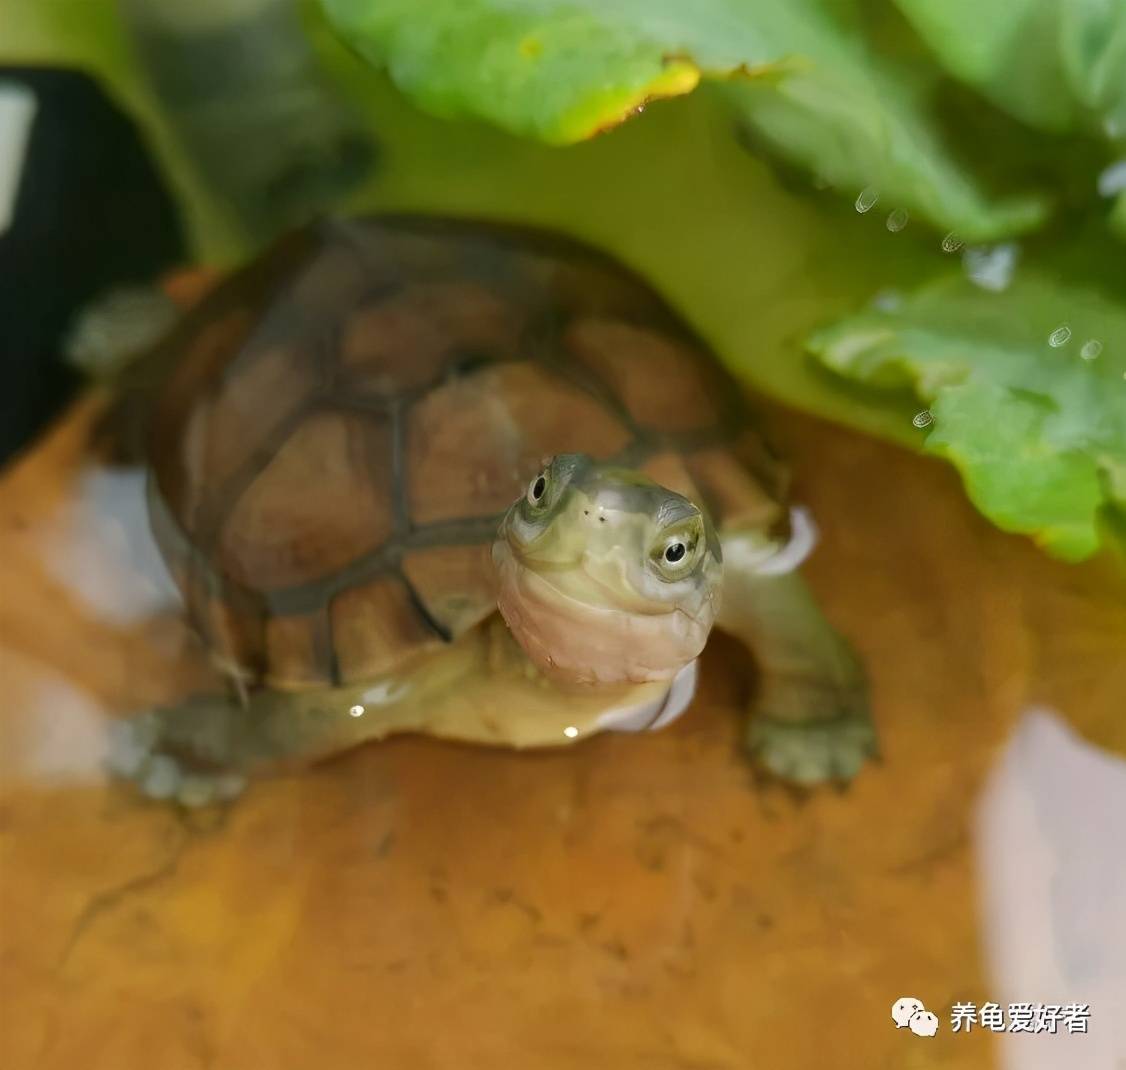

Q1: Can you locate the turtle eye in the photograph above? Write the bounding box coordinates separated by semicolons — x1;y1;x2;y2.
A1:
651;518;703;579
526;471;549;508
664;541;687;564
660;535;694;570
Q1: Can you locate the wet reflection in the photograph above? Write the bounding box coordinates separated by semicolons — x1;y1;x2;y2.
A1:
977;708;1126;1068
40;465;179;628
1;456;180;787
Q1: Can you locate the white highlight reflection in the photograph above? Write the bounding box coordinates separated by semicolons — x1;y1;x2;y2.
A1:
3;667;109;784
39;465;180;625
976;708;1126;1068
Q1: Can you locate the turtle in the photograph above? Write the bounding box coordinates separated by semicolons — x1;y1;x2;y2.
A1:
105;215;876;806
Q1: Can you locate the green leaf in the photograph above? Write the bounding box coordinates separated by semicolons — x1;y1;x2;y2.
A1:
929;382;1105;559
0;1;938;439
1112;190;1126;240
330;73;941;443
321;0;1049;240
893;0;1126;142
12;0;1118;565
808;274;1126;560
320;0;708;144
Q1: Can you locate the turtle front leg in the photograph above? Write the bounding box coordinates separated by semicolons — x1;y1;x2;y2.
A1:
717;517;876;785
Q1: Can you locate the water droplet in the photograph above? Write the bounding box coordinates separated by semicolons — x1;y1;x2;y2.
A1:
871;289;903;312
886;208;909;232
1049;325;1072;348
963;243;1019;292
349;704;365;717
1080;339;1103;361
1097;159;1126;198
912;410;934;429
563;725;579;738
941;232;963;253
855;187;879;213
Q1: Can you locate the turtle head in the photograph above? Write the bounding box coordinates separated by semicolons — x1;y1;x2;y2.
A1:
492;454;723;685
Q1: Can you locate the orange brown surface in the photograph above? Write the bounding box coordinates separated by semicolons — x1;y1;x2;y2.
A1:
1;397;1124;1070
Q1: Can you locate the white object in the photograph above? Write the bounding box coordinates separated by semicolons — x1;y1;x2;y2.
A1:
38;465;181;626
892;996;924;1029
976;708;1126;1069
1096;159;1126;199
723;506;820;578
909;1009;939;1037
0;82;36;235
598;659;698;734
963;243;1019;293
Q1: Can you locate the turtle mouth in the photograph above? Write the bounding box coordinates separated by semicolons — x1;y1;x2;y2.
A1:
500;530;583;572
491;539;715;686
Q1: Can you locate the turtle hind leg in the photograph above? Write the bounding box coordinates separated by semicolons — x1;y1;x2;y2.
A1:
105;615;692;806
716;524;877;786
106;697;255;807
105;682;417;807
105;635;486;806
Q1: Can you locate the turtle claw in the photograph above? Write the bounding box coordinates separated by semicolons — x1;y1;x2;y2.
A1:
747;709;877;787
105;714;161;778
105;713;247;807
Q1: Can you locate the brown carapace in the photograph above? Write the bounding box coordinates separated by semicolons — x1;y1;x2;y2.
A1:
144;217;789;691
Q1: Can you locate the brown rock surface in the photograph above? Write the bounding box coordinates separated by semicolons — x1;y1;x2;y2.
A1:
2;398;1123;1070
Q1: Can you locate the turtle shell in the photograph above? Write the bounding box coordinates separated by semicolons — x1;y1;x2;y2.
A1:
146;216;789;690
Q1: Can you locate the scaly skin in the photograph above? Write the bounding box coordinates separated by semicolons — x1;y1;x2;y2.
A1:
716;528;876;785
494;454;723;685
107;616;678;807
109;455;875;805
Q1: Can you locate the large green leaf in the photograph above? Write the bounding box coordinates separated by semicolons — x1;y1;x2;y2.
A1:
892;0;1126;238
326;67;940;444
321;0;1049;241
10;0;1124;565
893;0;1126;138
3;0;940;442
808;274;1126;559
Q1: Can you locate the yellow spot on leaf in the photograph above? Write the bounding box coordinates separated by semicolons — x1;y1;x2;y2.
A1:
564;59;701;143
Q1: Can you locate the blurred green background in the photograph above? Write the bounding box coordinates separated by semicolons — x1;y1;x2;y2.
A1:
7;0;1126;564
